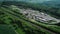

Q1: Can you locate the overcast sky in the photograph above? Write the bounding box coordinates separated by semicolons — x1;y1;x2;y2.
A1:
0;0;51;1
16;0;52;3
0;0;52;3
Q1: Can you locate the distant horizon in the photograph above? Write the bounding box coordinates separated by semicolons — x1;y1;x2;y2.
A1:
0;0;52;3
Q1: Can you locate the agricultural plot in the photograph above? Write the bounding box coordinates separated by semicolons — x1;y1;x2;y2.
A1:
0;25;16;34
0;5;60;34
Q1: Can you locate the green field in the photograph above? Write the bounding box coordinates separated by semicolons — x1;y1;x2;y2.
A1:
0;5;60;34
0;25;16;34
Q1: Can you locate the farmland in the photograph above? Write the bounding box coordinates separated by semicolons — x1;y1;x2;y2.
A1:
0;25;16;34
0;5;60;34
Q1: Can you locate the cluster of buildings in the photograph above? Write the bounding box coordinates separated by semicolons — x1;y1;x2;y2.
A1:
20;8;60;24
10;5;60;24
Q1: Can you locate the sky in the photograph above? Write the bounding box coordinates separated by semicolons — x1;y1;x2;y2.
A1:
0;0;51;1
0;0;52;3
16;0;52;3
17;0;51;1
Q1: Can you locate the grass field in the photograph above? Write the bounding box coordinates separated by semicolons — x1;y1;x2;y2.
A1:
0;5;60;34
0;25;16;34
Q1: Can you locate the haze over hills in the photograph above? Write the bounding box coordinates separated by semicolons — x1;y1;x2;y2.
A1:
1;0;60;8
0;0;51;3
42;0;60;8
